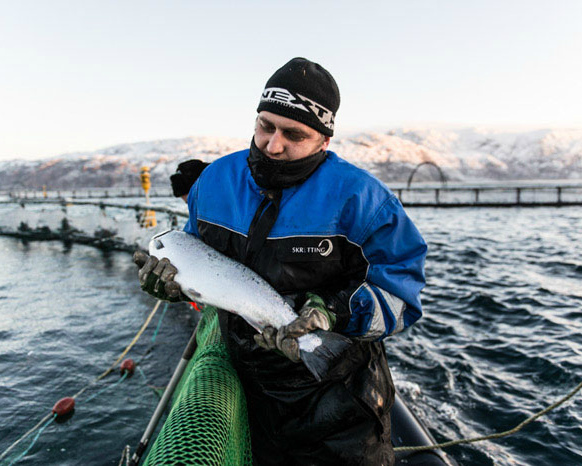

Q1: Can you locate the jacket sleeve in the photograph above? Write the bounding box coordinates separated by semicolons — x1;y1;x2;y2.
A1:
183;179;201;237
323;195;427;340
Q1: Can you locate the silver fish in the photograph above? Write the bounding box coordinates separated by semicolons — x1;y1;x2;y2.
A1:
148;229;351;381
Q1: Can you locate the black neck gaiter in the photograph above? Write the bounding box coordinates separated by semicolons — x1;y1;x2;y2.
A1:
247;138;327;190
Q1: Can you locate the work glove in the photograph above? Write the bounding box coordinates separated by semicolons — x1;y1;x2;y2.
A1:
133;250;184;302
254;293;336;362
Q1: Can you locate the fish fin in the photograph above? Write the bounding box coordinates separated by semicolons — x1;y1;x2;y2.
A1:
300;330;352;382
242;316;263;333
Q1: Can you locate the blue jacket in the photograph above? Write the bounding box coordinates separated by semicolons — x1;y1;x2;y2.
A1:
185;148;427;340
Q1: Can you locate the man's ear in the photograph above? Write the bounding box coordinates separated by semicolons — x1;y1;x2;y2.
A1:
321;136;331;151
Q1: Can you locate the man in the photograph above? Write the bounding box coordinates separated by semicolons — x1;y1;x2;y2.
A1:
135;58;427;465
169;159;209;202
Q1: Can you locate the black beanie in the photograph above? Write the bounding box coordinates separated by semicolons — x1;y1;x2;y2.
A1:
256;57;340;136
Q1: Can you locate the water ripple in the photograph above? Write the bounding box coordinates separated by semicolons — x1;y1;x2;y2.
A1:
1;208;581;465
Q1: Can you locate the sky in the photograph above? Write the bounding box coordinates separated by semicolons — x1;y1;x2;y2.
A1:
1;0;582;161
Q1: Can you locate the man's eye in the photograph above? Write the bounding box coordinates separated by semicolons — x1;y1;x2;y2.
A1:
285;132;305;142
261;123;275;133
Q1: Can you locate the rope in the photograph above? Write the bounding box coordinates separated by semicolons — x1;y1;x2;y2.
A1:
72;300;162;400
83;372;129;404
0;300;163;464
131;302;169;378
6;414;57;466
112;349;169;465
117;445;131;466
95;300;163;381
0;413;53;462
136;365;166;401
151;302;169;343
394;379;582;453
137;366;148;385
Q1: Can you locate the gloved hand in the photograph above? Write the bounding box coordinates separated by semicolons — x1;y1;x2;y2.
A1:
133;250;184;302
254;293;336;362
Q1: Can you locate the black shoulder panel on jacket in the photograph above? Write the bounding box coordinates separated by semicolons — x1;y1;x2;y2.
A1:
198;219;368;297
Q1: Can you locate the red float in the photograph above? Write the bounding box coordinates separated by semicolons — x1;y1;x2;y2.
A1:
120;358;136;376
52;397;75;417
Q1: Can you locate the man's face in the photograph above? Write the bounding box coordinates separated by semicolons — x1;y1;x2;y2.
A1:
254;111;330;161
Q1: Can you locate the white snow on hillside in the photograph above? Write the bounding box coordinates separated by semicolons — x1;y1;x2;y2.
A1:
1;128;582;189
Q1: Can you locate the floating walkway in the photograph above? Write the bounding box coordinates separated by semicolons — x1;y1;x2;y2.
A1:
0;197;182;252
4;180;582;208
391;180;582;207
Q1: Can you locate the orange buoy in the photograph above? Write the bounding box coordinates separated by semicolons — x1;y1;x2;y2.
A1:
120;358;136;376
52;397;75;417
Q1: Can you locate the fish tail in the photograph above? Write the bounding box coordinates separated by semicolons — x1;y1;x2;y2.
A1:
300;330;352;382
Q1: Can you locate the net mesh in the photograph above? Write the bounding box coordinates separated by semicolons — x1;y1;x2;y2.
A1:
144;307;253;465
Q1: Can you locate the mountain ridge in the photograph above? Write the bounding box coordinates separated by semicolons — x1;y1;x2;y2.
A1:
2;128;581;189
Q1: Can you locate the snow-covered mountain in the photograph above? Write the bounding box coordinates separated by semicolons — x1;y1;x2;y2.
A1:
2;128;582;190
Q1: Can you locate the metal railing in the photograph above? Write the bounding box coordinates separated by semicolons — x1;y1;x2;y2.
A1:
0;197;188;217
3;180;582;208
390;181;582;207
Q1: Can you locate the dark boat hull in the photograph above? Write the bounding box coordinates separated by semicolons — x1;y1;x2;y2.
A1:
391;391;457;465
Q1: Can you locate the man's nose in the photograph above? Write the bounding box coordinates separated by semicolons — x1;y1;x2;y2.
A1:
266;131;285;155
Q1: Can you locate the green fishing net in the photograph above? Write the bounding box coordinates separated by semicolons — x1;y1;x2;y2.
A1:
144;307;253;465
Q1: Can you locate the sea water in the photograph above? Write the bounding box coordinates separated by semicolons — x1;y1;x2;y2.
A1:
0;205;581;465
0;237;197;465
